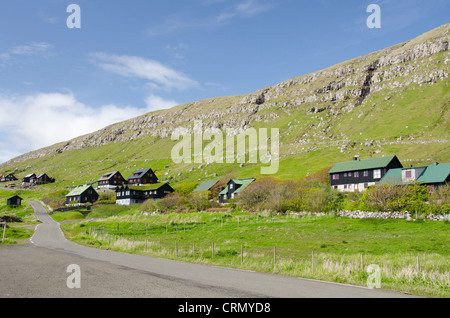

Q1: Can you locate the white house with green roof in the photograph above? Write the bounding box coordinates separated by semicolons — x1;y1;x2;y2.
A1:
328;155;403;192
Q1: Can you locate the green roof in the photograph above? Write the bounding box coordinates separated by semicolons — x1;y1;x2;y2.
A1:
66;185;93;197
379;163;450;186
328;156;397;174
193;180;219;192
233;179;255;193
379;168;404;185
219;179;255;195
417;163;450;184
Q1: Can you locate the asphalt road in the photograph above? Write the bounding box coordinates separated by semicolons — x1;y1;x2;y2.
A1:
0;201;420;299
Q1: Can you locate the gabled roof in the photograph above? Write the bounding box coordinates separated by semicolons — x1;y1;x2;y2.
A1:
193;180;219;193
219;179;255;195
7;195;22;200
97;171;121;182
417;162;450;184
127;168;154;180
379;162;450;186
328;155;399;174
66;185;94;197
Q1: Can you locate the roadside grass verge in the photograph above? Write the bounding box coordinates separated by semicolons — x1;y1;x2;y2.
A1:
61;210;450;298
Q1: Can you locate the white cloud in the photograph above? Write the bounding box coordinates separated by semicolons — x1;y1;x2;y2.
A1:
216;0;275;23
0;92;178;163
91;53;198;91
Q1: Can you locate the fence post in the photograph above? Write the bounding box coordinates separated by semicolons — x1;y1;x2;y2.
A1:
417;255;420;272
193;243;196;260
312;251;315;273
241;244;244;265
175;240;178;257
273;246;276;270
212;242;215;260
146;223;148;235
361;253;364;272
1;222;6;244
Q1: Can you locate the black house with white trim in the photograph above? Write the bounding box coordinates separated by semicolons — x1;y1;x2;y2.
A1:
328;155;403;192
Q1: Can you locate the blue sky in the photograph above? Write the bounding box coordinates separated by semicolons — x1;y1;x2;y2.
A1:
0;0;449;163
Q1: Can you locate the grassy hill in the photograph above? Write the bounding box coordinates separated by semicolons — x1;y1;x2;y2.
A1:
0;23;449;191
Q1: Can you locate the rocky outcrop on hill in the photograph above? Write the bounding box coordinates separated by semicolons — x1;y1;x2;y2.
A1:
5;24;450;164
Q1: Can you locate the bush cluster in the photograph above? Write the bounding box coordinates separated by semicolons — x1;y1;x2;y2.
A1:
236;177;343;213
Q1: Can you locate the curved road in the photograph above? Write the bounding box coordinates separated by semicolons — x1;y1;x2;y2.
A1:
0;201;420;298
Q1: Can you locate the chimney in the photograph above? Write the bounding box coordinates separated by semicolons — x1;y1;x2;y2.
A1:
353;155;360;161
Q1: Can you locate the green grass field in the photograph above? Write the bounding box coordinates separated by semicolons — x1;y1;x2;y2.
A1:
60;206;450;298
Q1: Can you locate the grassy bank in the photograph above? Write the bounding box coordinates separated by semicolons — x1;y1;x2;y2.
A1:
61;208;450;298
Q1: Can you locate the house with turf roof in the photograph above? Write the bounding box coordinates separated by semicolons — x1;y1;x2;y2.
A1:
219;178;255;203
328;155;403;192
65;185;99;205
115;183;174;206
380;162;450;193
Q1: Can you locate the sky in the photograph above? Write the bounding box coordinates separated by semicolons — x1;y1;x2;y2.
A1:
0;0;449;164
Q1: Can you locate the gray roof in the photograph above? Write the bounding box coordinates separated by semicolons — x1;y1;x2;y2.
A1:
192;180;219;192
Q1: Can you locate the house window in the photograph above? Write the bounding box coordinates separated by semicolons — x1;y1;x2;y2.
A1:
348;172;352;177
363;171;369;177
373;169;381;179
344;173;347;177
405;171;412;179
354;172;359;178
344;185;347;189
230;184;234;189
332;174;339;180
364;183;368;188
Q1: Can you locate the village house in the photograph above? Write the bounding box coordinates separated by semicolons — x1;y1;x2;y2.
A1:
22;173;36;184
35;173;55;185
97;171;126;189
328;155;403;192
7;195;22;206
115;183;174;206
126;168;158;186
0;174;18;182
65;185;99;205
219;178;255;203
380;162;450;193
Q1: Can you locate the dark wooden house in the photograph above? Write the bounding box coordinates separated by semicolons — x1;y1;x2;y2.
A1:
126;168;158;186
1;174;18;182
22;173;36;184
115;183;174;206
7;195;22;206
328;155;403;192
97;171;126;189
219;179;255;203
65;185;99;205
36;173;55;185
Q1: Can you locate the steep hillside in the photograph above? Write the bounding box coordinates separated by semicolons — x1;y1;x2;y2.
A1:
1;23;449;188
